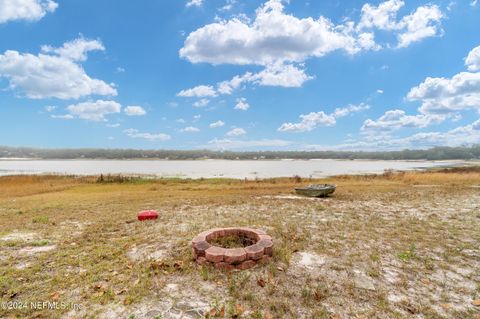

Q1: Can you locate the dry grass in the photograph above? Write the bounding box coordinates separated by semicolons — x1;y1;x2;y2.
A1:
0;171;479;318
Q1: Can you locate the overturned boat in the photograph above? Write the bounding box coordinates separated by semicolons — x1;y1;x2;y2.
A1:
295;184;336;197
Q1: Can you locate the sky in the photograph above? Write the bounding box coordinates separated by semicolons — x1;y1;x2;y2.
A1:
0;0;479;151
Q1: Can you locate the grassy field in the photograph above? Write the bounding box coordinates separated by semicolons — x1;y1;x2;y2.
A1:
0;169;479;319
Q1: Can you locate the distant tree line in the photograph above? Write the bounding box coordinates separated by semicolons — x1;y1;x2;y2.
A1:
1;145;480;160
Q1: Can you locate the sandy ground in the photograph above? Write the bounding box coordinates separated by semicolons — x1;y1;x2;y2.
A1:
0;173;479;318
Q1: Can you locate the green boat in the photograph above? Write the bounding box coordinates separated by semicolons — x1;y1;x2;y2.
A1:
295;184;336;197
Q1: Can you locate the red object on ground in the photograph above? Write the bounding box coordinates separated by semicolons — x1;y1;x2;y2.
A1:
137;210;159;221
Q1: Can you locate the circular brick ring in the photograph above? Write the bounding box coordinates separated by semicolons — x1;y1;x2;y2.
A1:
191;227;273;271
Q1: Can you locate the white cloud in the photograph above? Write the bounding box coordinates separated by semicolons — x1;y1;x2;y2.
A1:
0;38;117;100
466;45;480;72
377;89;384;94
217;74;248;94
181;126;200;132
209;120;225;128
186;0;203;8
180;0;361;66
333;103;370;118
279;103;369;132
357;0;404;30
66;100;121;121
234;97;250;111
44;105;56;112
219;0;236;11
361;109;445;132
226;127;246;136
124;105;146;116
357;0;444;48
176;118;186;123
471;0;478;7
313;119;480;151
50;114;73;120
0;0;58;23
124;128;171;141
193;114;201;121
396;5;444;48
41;38;104;61
182;63;313;99
207;138;292;150
181;0;443;68
177;0;442;100
106;123;120;128
407;71;480;114
250;63;313;87
193;98;210;107
278;111;335;132
177;85;217;98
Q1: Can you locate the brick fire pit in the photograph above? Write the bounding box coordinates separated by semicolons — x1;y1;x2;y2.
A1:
191;227;273;271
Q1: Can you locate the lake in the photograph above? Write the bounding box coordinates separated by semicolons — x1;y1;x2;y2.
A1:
0;159;458;179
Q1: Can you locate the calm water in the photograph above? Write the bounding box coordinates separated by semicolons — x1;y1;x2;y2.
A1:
0;159;456;179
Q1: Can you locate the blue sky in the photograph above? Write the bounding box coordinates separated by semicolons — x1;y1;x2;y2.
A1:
0;0;479;151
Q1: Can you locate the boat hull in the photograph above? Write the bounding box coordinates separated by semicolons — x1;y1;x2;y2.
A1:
295;185;336;197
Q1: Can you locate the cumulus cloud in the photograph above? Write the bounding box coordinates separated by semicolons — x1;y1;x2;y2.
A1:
180;63;313;99
181;126;200;132
41;38;104;61
181;0;443;67
209;120;225;128
357;0;444;48
396;5;444;48
0;38;117;100
251;63;313;87
193;98;210;107
177;85;217;98
361;109;445;132
65;100;121;121
333;103;370;118
466;45;480;71
278;111;335;132
226;127;246;136
186;0;203;8
124;128;171;141
279;103;369;132
357;0;404;30
177;0;442;100
311;119;480;151
0;0;58;23
180;0;362;66
407;71;480;114
234;97;250;111
44;105;56;112
124;105;146;116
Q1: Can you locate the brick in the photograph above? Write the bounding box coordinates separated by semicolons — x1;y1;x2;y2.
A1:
236;260;256;270
245;243;264;260
223;248;247;264
205;246;226;263
258;239;273;256
214;262;235;271
192;233;207;245
192;240;210;257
